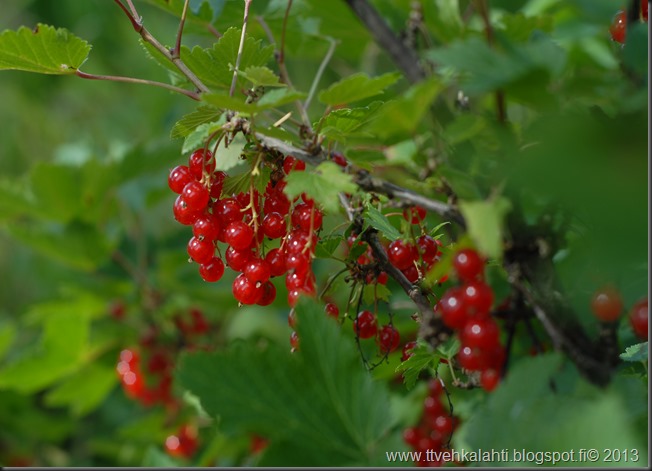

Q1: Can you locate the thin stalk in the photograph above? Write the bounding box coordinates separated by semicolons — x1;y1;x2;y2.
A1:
230;0;253;97
173;0;191;58
76;70;201;100
303;37;338;113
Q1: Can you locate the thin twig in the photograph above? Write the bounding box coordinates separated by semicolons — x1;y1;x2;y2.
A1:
343;0;425;84
280;0;293;65
230;0;253;97
303;37;338;113
173;0;191;58
113;0;210;94
76;70;201;100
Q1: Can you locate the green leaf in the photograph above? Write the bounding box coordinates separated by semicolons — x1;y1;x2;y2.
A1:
0;179;37;221
0;322;16;361
363;206;401;241
396;341;436;390
256;88;306;109
203;89;305;114
214;134;247;172
44;363;117;417
620;342;648;363
319;102;383;141
171;106;223;139
0;305;93;393
318;72;401;106
182;27;273;91
240;66;285;87
284;162;357;213
435;336;460;359
362;283;391;305
315;235;344;259
30;163;82;222
0;24;90;74
176;298;396;466
459;197;512;259
182;120;224;154
363;78;444;140
442;115;487;145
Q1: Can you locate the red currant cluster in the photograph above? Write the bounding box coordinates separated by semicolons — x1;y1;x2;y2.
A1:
114;307;212;459
165;424;199;459
610;2;648;44
403;379;460;467
437;248;504;392
169;149;324;307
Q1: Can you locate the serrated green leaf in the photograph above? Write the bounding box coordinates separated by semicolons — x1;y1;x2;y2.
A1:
319;102;383;141
442;115;487;145
214;134;247;172
459;197;512;260
171;106;223;139
0;24;90;74
182;120;224;154
363;206;401;241
396;342;436;390
221;171;251;197
176;298;396;466
284;162;357;213
620;342;648;363
182;27;273;91
435;336;460;358
318;72;401;106
139;38;181;77
241;66;284;87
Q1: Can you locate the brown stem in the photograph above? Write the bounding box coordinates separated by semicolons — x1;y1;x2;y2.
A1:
76;70;201;100
173;0;191;59
230;0;253;97
343;0;425;84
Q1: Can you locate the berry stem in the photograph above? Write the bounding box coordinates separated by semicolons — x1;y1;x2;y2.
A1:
303;36;339;115
75;70;201;101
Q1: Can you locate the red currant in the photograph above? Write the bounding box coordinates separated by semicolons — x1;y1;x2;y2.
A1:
283;155;306;174
244;258;271;284
438;287;470;329
265;248;287;277
417;234;439;264
388;240;418;270
377;324;400;353
173;195;200;225
401;340;417;361
324;302;339;319
262;212;287;239
353;310;378;339
480;369;500;392
209;171;228;199
628;298;648;339
224;221;254;251
233;273;263;305
192;213;221;241
643;1;648;22
199;256;225;282
187;236;215;264
452;248;484;281
257;281;277;306
290;330;300;350
591;285;623;322
214;198;243;223
610;10;626;44
189;148;215;178
165;424;199;459
168;165;194;194
182;181;210;212
460;280;494;317
460;318;500;350
331;152;348;167
403;205;426;224
225;246;252;272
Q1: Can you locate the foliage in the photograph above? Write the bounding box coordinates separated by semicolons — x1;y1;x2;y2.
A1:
0;0;648;468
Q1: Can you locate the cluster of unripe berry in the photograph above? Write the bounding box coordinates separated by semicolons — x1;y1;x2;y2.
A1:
114;307;211;459
609;2;648;44
169;149;324;307
437;248;504;392
403;379;461;467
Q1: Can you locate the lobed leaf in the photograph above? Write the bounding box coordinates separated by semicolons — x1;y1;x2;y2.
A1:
318;72;401;106
284;162;357;213
170;105;223;139
0;24;90;75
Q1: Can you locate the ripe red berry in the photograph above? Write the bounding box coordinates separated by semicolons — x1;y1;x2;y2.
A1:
284;229;312;254
460;318;500;350
642;1;649;22
591;285;623;322
292;204;324;232
189;148;215;178
283;155;306;174
225;246;252;272
199;256;225;282
173;195;200;225
438;287;470;329
288;309;297;328
233;273;263;305
165;424;199;458
244;258;271;284
403;427;423;447
460;280;494;317
265;248;287;277
331;152;348;167
209;171;228;199
262;212;287;239
480;369;500;392
401;340;417;361
610;10;626;44
192;213;221;241
324;302;339;319
377;324;400;353
431;414;453;437
257;281;277;306
224;221;254;251
214;198;243;223
457;344;486;372
423;395;444;418
388;240;418;270
628;298;648;339
182;181;210;212
353;310;378;339
452;248;484;281
417;234;439;264
187;236;215;264
403;206;426;224
168;165;194;194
